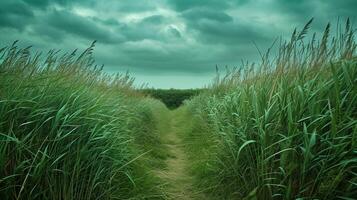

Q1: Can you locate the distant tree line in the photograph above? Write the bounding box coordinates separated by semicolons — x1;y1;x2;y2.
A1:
140;88;204;109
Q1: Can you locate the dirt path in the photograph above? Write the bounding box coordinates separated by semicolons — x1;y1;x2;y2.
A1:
154;110;204;200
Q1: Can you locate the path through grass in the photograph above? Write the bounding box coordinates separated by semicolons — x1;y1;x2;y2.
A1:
153;108;206;200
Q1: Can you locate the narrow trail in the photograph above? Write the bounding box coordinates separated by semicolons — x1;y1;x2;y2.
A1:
154;110;205;200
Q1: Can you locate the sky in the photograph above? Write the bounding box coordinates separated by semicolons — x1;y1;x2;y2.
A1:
0;0;356;88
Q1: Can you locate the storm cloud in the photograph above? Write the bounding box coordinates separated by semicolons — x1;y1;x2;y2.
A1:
0;0;356;88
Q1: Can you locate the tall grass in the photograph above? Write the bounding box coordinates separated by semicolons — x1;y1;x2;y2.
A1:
0;41;167;199
185;19;357;199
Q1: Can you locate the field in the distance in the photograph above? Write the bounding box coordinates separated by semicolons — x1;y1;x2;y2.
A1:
140;88;205;109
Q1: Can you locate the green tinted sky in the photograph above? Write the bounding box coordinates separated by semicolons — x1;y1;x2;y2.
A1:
1;0;356;88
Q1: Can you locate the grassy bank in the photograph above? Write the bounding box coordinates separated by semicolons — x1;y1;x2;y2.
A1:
0;42;168;199
184;20;357;199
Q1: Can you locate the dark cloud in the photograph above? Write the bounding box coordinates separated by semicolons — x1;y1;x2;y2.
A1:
168;0;232;11
119;24;160;42
23;0;50;8
167;0;249;11
30;23;67;42
193;20;270;45
322;0;357;17
141;15;166;24
0;0;356;88
182;12;270;45
99;0;162;13
278;0;357;18
92;17;122;27
275;0;315;16
22;0;94;8
169;0;229;11
179;8;266;45
46;10;124;43
0;1;34;30
181;8;233;22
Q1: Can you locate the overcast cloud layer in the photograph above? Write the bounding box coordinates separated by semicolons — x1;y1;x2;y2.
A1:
0;0;356;88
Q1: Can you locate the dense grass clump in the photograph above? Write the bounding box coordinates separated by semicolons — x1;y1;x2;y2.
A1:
185;19;357;199
141;89;203;109
0;42;167;199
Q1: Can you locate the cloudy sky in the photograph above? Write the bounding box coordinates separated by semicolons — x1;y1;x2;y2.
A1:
0;0;356;88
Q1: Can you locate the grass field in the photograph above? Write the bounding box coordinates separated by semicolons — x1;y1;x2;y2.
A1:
183;20;357;199
0;19;356;200
0;42;169;199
